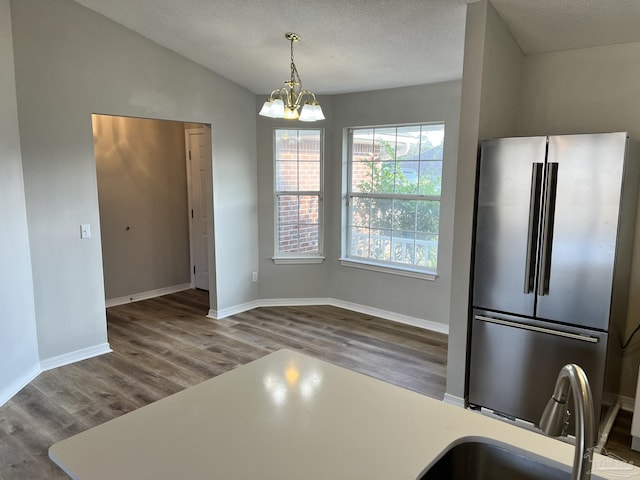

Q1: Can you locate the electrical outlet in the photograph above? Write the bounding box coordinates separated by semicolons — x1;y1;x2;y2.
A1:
252;272;258;283
80;224;91;239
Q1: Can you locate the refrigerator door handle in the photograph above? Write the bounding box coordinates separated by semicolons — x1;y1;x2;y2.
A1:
524;163;544;294
538;162;559;296
474;315;600;343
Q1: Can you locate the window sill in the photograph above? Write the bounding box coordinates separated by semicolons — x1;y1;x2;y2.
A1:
338;258;437;281
273;256;325;265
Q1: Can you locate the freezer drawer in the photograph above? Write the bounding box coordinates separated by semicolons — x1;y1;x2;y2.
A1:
468;310;607;429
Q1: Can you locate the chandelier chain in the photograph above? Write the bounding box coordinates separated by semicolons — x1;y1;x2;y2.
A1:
290;36;301;86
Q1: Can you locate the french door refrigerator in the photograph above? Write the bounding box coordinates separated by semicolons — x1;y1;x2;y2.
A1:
468;132;640;432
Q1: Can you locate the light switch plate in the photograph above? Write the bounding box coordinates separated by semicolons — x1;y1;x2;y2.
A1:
80;224;91;239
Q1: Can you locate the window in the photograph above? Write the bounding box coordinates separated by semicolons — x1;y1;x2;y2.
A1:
274;129;323;263
344;123;444;278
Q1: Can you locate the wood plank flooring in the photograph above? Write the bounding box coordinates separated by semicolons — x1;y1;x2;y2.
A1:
0;289;447;478
0;288;638;478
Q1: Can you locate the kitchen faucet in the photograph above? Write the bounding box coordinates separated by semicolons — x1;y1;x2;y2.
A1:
539;364;595;480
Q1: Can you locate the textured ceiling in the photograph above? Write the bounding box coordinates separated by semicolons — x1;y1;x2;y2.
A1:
71;0;640;95
490;0;640;54
71;0;468;95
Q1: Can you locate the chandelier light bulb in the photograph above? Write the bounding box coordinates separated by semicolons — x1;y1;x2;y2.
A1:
284;106;299;120
270;98;285;118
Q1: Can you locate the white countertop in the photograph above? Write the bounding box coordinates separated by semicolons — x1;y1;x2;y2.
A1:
50;349;640;479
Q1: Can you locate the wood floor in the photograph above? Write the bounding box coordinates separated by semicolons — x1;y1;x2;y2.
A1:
0;288;638;478
0;289;447;478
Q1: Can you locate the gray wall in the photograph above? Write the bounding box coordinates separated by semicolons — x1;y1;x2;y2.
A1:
519;43;640;139
94;115;191;300
256;82;461;326
256;100;332;300
0;0;40;403
446;0;523;401
518;42;640;397
10;0;258;362
329;83;461;324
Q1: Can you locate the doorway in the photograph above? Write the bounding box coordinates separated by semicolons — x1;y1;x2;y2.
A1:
92;114;213;306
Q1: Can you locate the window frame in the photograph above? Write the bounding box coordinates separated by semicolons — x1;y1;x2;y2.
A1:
272;128;325;264
340;122;444;280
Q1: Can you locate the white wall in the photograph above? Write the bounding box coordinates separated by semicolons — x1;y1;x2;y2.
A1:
519;42;640;397
10;0;258;362
446;0;523;402
0;0;40;404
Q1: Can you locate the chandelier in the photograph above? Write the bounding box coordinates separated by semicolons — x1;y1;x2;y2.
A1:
259;32;325;122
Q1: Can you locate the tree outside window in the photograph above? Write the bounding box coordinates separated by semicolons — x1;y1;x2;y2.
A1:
348;124;444;271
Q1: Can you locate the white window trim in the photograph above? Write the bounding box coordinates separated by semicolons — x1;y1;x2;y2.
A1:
338;257;437;281
273;128;324;259
272;255;325;265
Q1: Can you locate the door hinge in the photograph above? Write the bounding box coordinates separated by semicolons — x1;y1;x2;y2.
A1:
188;150;192;160
191;209;194;218
193;265;196;274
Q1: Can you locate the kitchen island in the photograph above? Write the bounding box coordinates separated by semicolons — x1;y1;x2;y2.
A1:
49;349;639;479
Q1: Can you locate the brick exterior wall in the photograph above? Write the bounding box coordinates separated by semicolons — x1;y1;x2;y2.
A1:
275;132;321;253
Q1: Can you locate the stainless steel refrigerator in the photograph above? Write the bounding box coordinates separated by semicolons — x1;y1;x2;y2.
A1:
468;133;640;431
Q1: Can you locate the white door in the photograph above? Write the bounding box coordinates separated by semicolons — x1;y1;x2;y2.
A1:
185;127;212;290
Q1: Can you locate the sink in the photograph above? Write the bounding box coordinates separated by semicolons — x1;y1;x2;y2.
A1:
418;440;570;480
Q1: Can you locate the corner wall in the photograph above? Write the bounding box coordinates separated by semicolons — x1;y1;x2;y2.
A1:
446;0;524;402
0;0;40;404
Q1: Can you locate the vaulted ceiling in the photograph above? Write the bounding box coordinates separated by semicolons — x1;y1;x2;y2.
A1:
72;0;640;95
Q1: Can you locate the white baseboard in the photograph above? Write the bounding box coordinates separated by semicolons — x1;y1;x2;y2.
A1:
0;363;41;407
258;297;333;308
326;298;449;335
208;300;261;320
443;393;466;408
208;296;449;336
619;394;635;412
40;342;112;371
208;298;333;321
105;283;192;308
1;343;112;406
